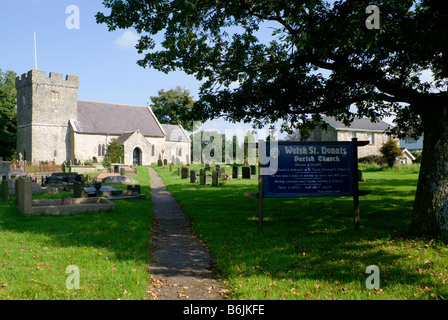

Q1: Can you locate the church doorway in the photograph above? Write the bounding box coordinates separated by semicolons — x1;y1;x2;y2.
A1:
133;147;142;166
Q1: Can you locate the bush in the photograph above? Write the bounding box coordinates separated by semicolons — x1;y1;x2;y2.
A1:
380;140;402;167
358;155;385;165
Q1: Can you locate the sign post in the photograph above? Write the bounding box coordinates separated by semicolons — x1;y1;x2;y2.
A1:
247;140;370;232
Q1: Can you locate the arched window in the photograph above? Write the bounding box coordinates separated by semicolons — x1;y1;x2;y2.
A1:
178;148;182;157
98;144;101;156
152;145;155;157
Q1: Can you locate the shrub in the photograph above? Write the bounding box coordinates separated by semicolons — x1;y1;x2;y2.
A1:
380;140;402;167
358;155;385;165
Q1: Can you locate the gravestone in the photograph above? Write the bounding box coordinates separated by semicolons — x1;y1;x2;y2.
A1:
181;167;189;179
163;159;168;166
199;169;206;185
1;180;9;202
17;177;32;215
177;167;181;176
242;166;251;179
250;165;256;175
205;163;211;171
212;171;219;187
215;165;220;172
157;159;163;166
0;161;11;181
169;163;173;172
232;166;239;179
73;181;84;198
190;170;196;183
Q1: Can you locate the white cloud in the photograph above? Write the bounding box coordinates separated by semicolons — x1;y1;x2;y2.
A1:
113;31;139;49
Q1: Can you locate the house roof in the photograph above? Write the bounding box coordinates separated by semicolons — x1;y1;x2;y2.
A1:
115;131;135;145
322;115;391;132
72;101;165;137
161;124;191;142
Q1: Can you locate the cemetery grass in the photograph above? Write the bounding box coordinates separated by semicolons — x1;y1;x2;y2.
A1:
153;164;448;300
0;167;151;300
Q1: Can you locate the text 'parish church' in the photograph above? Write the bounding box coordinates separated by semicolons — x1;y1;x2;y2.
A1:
15;70;191;166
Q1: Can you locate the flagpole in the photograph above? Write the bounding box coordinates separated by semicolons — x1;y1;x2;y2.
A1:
34;31;38;70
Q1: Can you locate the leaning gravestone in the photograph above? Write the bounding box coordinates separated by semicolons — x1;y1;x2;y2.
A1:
232;166;239;179
181;167;188;179
212;171;219;187
199;169;206;185
242;166;251;179
190;170;196;183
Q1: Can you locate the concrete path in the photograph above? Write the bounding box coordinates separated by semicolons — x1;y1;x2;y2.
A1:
147;168;227;300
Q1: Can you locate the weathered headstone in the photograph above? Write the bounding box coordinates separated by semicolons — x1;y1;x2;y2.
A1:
199;169;206;185
157;159;163;166
250;165;256;175
17;177;32;215
190;170;196;183
181;167;188;179
169;163;173;172
242;166;251;179
0;161;11;181
73;181;84;198
212;171;219;187
1;180;9;202
163;159;168;166
177;167;181;176
232;166;239;179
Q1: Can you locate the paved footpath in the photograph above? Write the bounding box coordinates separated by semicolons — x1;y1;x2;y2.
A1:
147;168;227;300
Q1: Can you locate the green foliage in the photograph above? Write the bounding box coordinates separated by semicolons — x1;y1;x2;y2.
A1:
380;140;403;167
102;155;112;169
410;150;422;163
107;138;124;164
150;86;194;131
358;155;385;165
0;69;17;160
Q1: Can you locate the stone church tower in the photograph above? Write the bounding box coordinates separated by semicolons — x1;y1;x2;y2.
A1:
16;70;79;164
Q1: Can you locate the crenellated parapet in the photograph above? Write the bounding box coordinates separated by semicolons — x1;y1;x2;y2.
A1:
15;70;79;89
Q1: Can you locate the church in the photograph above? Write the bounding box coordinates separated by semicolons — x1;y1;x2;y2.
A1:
15;70;191;166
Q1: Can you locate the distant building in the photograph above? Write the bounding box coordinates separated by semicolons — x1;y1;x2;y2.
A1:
302;115;393;158
15;70;191;166
400;135;423;151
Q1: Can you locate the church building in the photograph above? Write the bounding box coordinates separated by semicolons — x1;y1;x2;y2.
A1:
15;70;191;166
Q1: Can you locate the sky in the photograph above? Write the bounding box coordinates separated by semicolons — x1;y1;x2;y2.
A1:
0;0;280;139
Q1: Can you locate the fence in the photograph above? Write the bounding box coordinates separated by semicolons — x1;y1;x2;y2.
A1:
9;160;62;174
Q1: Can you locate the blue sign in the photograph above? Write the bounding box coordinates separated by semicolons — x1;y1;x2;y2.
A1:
262;141;355;198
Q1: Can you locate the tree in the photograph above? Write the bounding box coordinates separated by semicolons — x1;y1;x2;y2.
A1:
150;86;194;131
107;138;124;164
97;1;448;239
0;69;17;160
380;140;402;167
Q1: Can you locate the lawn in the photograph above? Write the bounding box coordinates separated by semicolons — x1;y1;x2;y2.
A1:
0;167;152;300
153;164;448;300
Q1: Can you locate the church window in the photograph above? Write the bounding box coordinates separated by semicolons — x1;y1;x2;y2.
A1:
178;148;182;156
51;91;59;100
151;145;155;157
102;144;106;156
98;144;101;156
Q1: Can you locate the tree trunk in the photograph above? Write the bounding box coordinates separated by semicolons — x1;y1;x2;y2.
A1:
411;107;448;240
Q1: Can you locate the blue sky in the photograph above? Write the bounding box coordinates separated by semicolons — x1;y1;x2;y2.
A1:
1;0;281;137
